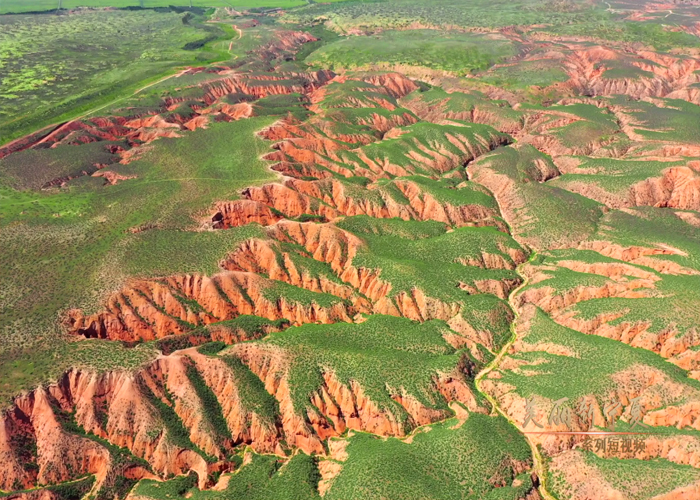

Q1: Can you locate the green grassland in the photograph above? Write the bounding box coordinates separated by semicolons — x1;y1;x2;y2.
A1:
135;453;321;500
0;141;122;190
221;356;280;426
388;175;496;209
324;414;532;500
480;60;570;90
0;8;232;145
335;121;510;178
469;145;604;249
527;209;700;357
132;473;200;500
135;413;532;500
262;279;347;308
544;103;624;151
550;157;686;198
400;86;526;129
0;117;278;402
611;97;700;145
546;19;700;51
402;87;519;118
225;315;471;424
501;207;700;402
305;29;519;75
498;308;700;403
286;0;608;32
600;58;656;80
0;0;313;15
337;216;519;301
472;143;561;184
549;451;700;500
334;216;518;350
572;271;700;337
314;79;404;109
322;106;414;137
522;249;700;347
588;207;700;273
519;249;617;293
583;454;700;500
0;337;158;415
121;225;266;277
0;476;96;500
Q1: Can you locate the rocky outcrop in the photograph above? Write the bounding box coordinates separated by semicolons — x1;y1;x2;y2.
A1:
66;271;356;342
230;343;483;455
199;71;331;105
222;238;370;307
215;177;503;229
53;370;188;476
402;92;525;135
259;221;520;348
0;348;289;492
92;169;137;186
562;46;700;102
0;337;487;488
518;259;688;356
360;73;419;99
578;240;699;276
212;200;283;229
0;386;111;491
255;31;320;60
629;166;700;210
185;349;281;453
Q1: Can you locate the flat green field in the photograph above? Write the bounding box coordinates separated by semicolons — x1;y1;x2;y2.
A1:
0;9;231;145
547;19;700;50
287;0;607;31
480;60;570;89
306;29;519;74
0;0;312;14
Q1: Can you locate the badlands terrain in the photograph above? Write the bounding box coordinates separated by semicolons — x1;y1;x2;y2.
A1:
3;0;700;499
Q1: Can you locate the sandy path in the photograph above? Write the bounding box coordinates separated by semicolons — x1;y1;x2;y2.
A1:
133;68;191;95
229;24;242;52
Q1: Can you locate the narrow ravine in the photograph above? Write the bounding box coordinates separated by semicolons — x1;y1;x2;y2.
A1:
474;250;558;500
